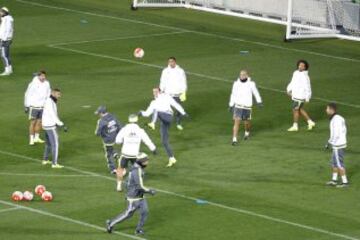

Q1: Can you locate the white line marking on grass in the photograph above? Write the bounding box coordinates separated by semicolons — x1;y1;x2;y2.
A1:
0;200;146;240
0;207;21;214
81;105;92;109
0;172;94;178
0;150;358;240
16;0;360;63
48;45;360;109
49;31;189;47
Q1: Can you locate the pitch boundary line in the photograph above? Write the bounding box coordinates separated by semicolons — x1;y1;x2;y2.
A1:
16;0;360;63
0;200;146;240
0;206;21;214
49;31;189;47
48;45;360;109
0;172;94;177
0;150;358;240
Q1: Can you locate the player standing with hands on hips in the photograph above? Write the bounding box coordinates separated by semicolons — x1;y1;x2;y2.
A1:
229;70;263;145
325;103;349;188
24;71;51;145
41;88;67;169
159;57;187;131
286;60;316;132
106;153;156;235
0;7;14;76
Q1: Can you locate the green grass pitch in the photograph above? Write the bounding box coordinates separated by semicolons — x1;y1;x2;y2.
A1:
0;0;359;239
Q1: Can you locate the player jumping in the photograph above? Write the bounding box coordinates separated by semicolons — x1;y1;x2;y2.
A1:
229;70;262;145
286;60;315;132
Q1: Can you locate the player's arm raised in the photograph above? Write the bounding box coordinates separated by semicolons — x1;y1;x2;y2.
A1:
169;95;186;116
140;129;157;154
140;101;156;118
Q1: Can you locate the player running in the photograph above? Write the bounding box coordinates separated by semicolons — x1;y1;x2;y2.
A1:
158;57;187;131
229;70;262;145
42;88;66;169
24;71;51;145
94;106;122;175
286;60;316;132
139;88;188;167
106;153;156;235
115;114;156;192
0;7;14;76
325;103;349;188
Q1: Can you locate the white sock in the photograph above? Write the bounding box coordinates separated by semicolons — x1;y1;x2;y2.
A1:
293;123;298;128
307;119;314;124
232;137;237;142
332;173;338;181
35;133;40;139
117;181;122;189
341;175;348;184
30;135;34;142
245;131;250;137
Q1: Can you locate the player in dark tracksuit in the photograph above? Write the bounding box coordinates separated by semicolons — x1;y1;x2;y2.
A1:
95;106;122;174
106;153;156;235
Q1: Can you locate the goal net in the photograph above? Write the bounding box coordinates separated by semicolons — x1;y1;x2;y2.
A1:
131;0;360;41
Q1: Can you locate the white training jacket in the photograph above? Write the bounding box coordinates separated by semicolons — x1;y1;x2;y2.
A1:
42;96;63;130
115;123;156;157
328;114;347;149
24;76;51;108
0;15;14;41
286;70;312;102
159;65;187;96
141;93;186;117
229;78;262;109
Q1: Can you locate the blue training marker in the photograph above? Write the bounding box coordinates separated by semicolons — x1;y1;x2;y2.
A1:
195;199;208;205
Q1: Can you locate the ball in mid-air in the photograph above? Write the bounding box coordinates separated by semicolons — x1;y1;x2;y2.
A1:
35;185;46;196
134;48;145;59
23;191;34;201
12;191;23;201
41;191;53;202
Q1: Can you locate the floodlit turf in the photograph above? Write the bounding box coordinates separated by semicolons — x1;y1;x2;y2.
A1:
0;0;359;239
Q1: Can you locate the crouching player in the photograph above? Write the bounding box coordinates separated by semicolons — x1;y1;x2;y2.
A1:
115;114;156;192
94;106;122;174
229;70;263;145
106;153;156;235
325;103;349;188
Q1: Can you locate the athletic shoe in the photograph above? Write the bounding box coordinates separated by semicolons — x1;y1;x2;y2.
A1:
135;229;145;235
232;141;238;146
166;157;177;167
287;126;299;132
176;124;184;131
111;169;117;175
336;183;349;188
326;180;337;186
106;220;113;234
34;138;45;143
29;141;35;146
42;160;51;165
113;152;120;160
308;121;316;131
51;164;64;169
243;135;250;141
147;122;155;130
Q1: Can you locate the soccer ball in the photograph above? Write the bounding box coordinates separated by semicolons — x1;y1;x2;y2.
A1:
41;191;53;202
12;191;23;201
35;185;46;196
134;48;145;59
23;191;34;201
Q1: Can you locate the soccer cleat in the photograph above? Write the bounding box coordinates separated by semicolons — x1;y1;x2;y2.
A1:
147;122;155;130
42;160;51;165
336;183;349;188
135;229;145;235
29;141;35;146
176;124;184;131
326;180;337;186
287;126;299;132
166;157;177;167
111;169;117;175
34;138;45;143
51;164;64;169
307;121;316;131
243;134;250;141
106;220;113;234
232;141;238;146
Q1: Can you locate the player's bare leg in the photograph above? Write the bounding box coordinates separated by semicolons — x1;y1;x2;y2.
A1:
232;118;241;145
300;108;315;130
337;167;349;188
288;109;299;131
244;120;251;140
29;120;36;145
326;167;338;186
34;120;45;143
116;167;126;192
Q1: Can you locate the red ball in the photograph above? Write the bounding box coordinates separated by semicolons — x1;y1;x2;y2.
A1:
12;191;23;201
41;191;53;202
35;185;46;196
